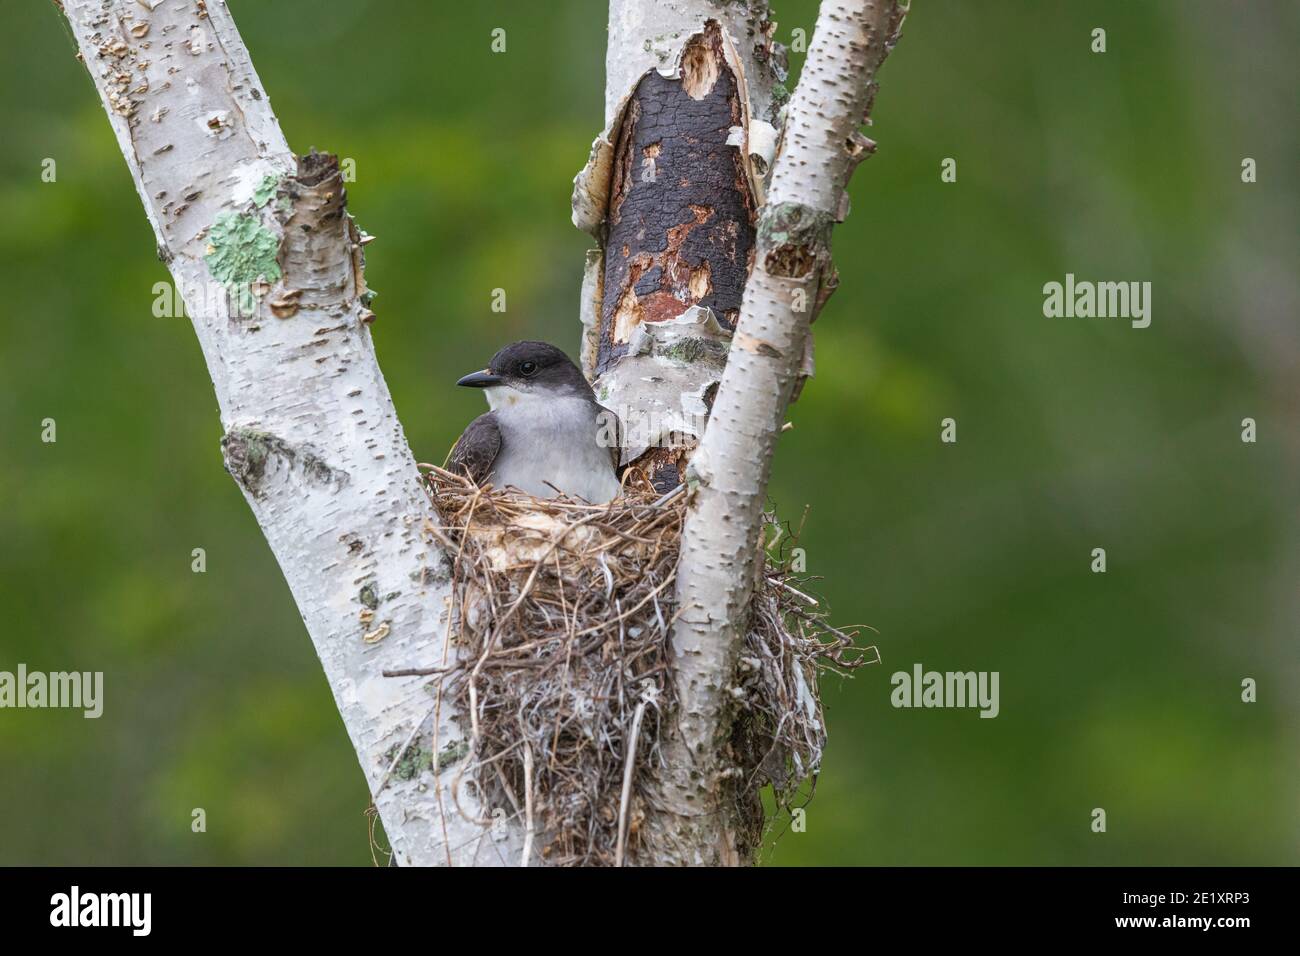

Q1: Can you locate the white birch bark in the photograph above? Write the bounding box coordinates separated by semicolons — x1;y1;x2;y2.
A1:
59;0;516;866
654;0;907;864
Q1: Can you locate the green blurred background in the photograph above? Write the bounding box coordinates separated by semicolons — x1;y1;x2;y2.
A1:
1;1;1295;865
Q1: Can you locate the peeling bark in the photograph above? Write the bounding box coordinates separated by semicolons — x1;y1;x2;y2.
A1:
575;1;786;493
58;0;517;866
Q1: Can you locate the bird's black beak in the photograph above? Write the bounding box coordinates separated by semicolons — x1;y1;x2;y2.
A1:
457;369;502;388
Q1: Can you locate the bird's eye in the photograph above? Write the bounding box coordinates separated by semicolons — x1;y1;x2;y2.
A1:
519;361;538;376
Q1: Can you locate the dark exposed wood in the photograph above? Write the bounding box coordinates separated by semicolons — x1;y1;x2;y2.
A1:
595;22;758;493
597;23;756;379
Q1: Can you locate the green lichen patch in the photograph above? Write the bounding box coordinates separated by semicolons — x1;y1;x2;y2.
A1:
251;174;281;208
393;744;431;781
220;426;346;497
380;738;430;782
758;201;829;246
220;427;277;489
204;212;281;313
758;201;833;278
381;738;467;782
659;336;728;367
434;739;469;771
360;584;379;611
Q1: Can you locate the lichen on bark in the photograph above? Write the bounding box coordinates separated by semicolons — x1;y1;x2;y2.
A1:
204;213;281;313
220;427;346;497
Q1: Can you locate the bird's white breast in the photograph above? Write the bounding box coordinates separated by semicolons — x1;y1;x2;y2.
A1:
488;392;620;503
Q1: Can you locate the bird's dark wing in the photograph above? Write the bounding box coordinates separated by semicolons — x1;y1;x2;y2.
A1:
449;412;502;485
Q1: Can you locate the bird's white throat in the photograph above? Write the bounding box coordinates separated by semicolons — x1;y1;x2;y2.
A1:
484;384;544;411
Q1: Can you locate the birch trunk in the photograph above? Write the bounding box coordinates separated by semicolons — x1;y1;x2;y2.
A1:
573;0;786;491
653;0;907;864
58;0;517;866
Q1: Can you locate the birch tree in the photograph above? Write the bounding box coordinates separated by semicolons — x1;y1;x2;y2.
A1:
59;0;903;866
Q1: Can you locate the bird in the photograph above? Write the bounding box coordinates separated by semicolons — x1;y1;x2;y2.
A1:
449;341;622;503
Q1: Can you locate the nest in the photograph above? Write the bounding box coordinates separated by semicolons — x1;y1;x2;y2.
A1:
413;465;874;865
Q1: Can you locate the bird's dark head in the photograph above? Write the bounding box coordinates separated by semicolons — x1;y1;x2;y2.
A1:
457;340;593;408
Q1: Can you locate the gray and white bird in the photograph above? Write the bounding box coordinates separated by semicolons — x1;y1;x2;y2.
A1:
449;341;621;503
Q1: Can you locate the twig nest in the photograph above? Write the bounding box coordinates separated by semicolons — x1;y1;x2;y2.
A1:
416;465;873;865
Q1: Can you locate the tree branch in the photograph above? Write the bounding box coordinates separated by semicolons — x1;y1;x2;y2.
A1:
652;0;907;865
58;0;517;865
